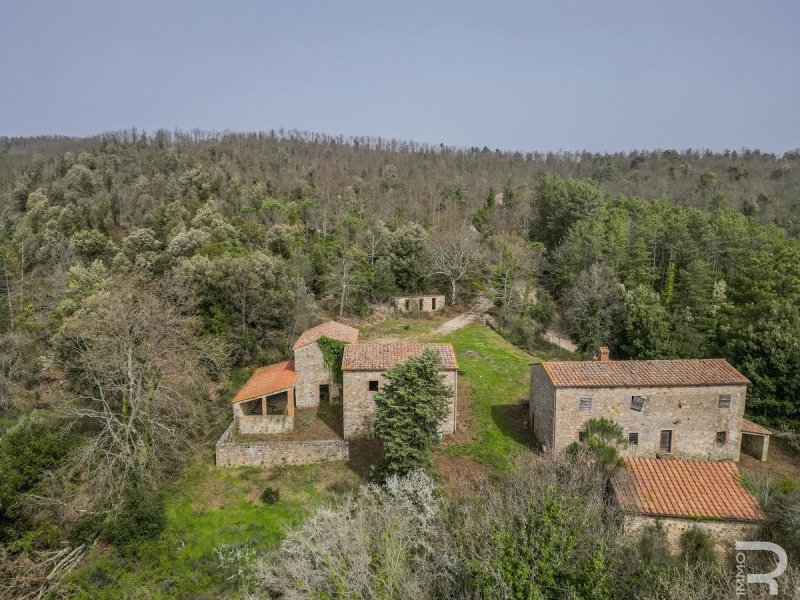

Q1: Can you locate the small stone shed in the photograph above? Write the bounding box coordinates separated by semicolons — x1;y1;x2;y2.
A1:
293;321;360;408
613;457;765;550
341;343;458;439
391;294;445;313
530;350;751;461
231;360;298;435
740;419;771;462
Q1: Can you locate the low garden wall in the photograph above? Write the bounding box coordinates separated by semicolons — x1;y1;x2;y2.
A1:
215;420;350;468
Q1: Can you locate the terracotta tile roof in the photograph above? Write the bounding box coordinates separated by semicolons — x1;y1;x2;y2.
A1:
541;358;750;388
613;457;765;521
740;419;772;436
342;343;458;371
233;360;298;403
292;321;360;350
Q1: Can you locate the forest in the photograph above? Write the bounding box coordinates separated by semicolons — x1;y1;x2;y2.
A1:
1;129;799;597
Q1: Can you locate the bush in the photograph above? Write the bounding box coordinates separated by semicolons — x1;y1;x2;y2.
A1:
0;413;69;520
678;527;716;565
101;487;166;550
260;486;279;506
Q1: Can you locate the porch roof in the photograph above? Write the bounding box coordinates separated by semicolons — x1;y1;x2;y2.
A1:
233;360;298;403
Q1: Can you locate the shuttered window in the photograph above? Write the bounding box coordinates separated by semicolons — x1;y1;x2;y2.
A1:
660;430;672;453
631;396;646;412
579;397;592;411
718;395;731;408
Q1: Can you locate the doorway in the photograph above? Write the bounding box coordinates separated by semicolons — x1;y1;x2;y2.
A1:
319;384;330;403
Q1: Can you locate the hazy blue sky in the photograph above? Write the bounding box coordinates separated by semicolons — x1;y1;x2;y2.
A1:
1;1;798;152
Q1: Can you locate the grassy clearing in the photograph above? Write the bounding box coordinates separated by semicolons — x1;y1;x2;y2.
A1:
359;313;446;341
63;452;364;599
435;323;573;472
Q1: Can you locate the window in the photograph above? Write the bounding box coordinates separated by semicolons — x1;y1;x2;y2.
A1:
716;431;727;445
405;299;410;311
660;430;672;453
431;297;437;310
631;396;646;412
579;397;592;411
368;380;379;392
718;395;731;408
628;432;639;446
578;431;586;443
319;384;330;403
419;298;424;310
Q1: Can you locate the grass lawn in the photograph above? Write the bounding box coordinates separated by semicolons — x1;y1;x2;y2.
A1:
62;451;366;599
434;323;573;473
358;313;446;342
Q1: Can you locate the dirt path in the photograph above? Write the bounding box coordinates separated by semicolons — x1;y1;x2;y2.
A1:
543;328;578;352
433;296;493;336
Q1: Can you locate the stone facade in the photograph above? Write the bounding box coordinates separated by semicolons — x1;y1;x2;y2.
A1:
392;295;446;313
293;342;339;408
343;369;457;439
530;363;747;460
216;420;349;467
623;514;761;553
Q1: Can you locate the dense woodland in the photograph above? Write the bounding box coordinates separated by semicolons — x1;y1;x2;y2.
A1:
1;130;799;597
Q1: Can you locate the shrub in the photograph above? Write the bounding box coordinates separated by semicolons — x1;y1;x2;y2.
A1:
0;413;69;519
678;527;716;565
260;486;279;506
101;487;166;550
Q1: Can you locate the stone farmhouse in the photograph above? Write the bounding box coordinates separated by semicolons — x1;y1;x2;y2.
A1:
341;343;458;439
529;347;771;461
218;322;458;467
391;294;446;313
613;457;765;550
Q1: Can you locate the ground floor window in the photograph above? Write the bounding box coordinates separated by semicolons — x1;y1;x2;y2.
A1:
716;431;727;445
319;384;330;403
628;432;639;446
578;431;586;443
660;430;672;453
368;380;379;392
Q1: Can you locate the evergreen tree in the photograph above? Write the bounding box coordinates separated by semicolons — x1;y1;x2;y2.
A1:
372;349;452;481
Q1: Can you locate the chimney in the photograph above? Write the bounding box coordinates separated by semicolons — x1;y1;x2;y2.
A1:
596;346;610;362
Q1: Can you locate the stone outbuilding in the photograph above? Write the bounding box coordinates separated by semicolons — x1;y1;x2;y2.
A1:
231;360;298;435
530;348;751;460
341;343;458;439
292;321;360;408
740;419;772;462
391;294;445;313
613;457;765;550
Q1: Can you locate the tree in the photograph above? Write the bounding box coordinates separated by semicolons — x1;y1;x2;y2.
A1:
387;223;428;293
567;417;627;470
617;285;673;359
563;264;622;354
54;279;223;512
372;349;452;481
425;228;479;304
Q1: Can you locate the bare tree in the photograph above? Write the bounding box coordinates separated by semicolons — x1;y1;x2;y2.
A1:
425;229;479;304
326;246;365;317
53;279;222;512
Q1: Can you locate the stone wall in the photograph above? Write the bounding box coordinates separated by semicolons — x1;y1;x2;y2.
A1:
215;420;349;467
237;414;293;435
294;342;338;408
392;295;446;313
741;432;770;461
624;514;761;553
550;383;747;460
530;364;556;449
343;369;457;439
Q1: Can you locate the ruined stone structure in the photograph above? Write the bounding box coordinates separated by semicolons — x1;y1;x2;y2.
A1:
341;343;458;439
215;421;349;468
293;321;360;408
530;348;751;460
391;294;446;313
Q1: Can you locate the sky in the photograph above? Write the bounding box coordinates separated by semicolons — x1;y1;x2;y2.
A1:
1;1;798;153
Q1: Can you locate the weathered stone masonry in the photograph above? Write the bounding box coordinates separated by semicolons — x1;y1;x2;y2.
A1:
294;342;339;408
